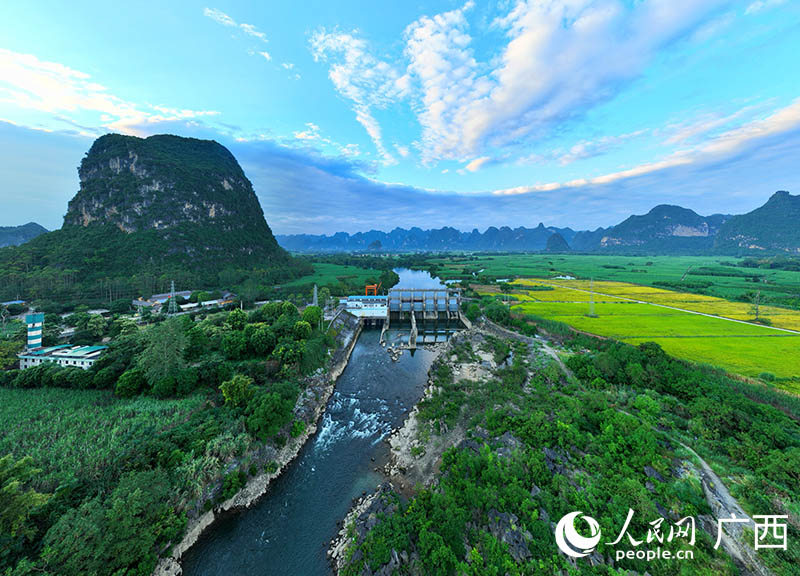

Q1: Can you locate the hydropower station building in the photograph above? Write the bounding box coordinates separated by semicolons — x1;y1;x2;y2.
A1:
17;313;107;370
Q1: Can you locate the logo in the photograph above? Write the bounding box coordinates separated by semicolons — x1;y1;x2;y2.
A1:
555;511;601;558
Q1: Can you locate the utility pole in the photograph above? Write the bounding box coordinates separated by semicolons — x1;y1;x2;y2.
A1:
754;290;760;321
313;284;318;307
167;280;178;315
588;277;597;318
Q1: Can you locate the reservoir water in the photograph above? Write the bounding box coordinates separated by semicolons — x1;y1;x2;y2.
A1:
181;269;443;576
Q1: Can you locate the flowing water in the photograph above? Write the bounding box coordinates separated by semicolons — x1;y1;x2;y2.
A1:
182;269;443;576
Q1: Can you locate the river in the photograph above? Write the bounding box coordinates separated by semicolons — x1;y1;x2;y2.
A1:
181;269;444;576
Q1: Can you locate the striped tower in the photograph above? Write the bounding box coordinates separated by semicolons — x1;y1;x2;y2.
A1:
25;313;44;349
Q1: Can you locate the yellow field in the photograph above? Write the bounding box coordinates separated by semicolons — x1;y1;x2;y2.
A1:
484;278;800;387
511;278;800;332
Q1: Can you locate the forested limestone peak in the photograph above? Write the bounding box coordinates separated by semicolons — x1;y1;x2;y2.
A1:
63;134;275;247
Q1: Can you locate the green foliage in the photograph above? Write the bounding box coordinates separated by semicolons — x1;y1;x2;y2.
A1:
293;320;312;340
347;325;800;576
226;308;248;331
219;374;255;408
245;382;299;440
42;468;185;576
115;368;145;398
465;302;481;322
485;302;510;324
1;454;51;562
301;305;322;328
0;298;335;575
136;318;187;393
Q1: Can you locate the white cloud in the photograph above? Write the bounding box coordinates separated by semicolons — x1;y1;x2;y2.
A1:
310;29;407;165
406;0;732;161
341;143;361;157
0;48;218;136
308;1;732;165
745;0;786;15
394;144;410;157
403;1;488;163
239;23;267;42
204;7;268;43
258;51;272;61
281;62;294;70
294;122;320;140
492;98;800;195
465;156;491;172
203;7;236;27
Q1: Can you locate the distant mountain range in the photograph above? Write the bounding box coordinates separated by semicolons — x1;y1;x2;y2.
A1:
0;222;47;247
8;189;800;257
276;191;800;255
277;223;576;253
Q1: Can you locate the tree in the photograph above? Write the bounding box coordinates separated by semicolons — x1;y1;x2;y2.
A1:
301;305;322;329
319;287;331;309
0;341;20;370
87;314;107;338
293;320;312;340
250;325;276;356
465;303;481;322
226;308;247;331
245;382;299;440
485;302;510;324
223;330;247;360
0;454;51;541
136;318;187;391
281;301;299;318
220;374;254;408
115;369;145;398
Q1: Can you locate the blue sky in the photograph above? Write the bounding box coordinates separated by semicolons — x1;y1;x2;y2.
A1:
1;0;799;233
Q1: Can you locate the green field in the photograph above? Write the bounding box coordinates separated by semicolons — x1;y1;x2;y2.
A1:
280;262;381;289
480;275;800;390
431;253;800;305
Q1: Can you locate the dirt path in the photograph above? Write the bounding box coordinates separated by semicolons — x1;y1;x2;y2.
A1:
678;442;773;576
478;318;575;380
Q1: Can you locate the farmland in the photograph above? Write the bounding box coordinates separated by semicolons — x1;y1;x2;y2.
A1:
479;276;800;392
280;262;379;288
429;253;800;308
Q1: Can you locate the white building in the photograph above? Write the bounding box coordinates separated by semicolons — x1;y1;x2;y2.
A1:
18;345;108;370
17;313;107;370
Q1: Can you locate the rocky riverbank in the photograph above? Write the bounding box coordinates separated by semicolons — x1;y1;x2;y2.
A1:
154;312;363;576
328;328;496;572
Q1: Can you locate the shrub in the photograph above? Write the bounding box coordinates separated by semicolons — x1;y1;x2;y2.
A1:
115;369;145;398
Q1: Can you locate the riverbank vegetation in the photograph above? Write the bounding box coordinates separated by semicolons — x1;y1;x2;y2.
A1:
0;303;346;576
338;315;799;575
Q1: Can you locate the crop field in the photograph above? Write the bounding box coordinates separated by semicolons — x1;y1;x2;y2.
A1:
511;277;800;332
480;277;800;391
431;253;800;305
0;387;206;491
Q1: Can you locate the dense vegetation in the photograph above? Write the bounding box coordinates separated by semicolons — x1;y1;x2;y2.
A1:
340;307;799;576
0;302;340;576
715;191;800;253
0;223;47;248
